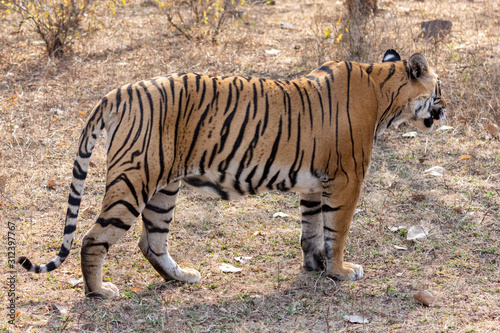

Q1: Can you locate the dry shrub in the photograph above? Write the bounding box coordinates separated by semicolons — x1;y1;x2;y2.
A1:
157;0;247;42
0;0;99;57
345;0;377;19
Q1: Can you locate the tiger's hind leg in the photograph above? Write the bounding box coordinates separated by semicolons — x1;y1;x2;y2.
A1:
138;182;201;283
81;184;144;298
299;192;325;271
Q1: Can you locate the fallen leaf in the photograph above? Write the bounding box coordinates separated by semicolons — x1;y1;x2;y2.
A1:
343;314;369;324
280;22;294;29
394;245;408;250
459;154;471;160
250;294;264;305
414;290;434;306
49;303;68;315
264;49;280;55
487;124;499;137
423;166;445;177
42;179;56;189
411;193;426;201
402;131;417;138
67;276;83;287
407;225;429;241
388;226;407;232
89;159;97;167
457;115;466;125
438;125;453;131
220;263;242;273
235;256;252;264
50;107;65;114
0;174;7;193
453;206;464;214
253;230;263;236
132;287;142;291
273;212;289;218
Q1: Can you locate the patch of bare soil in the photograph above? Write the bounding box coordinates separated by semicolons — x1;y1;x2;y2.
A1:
1;0;498;332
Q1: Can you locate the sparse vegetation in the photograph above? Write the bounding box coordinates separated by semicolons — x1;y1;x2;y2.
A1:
1;0;499;331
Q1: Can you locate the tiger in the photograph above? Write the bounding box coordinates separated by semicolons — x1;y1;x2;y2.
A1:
18;49;446;297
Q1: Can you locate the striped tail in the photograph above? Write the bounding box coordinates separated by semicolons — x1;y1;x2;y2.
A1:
18;97;110;273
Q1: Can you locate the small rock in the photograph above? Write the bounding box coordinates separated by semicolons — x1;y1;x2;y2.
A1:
487;124;499;138
67;276;83;287
388;226;407;232
273;212;289;218
402;131;417;138
235;256;252;264
250;294;264;306
438;125;453;131
280;22;294;29
343;314;369;324
423;166;445;177
264;49;280;55
413;290;434;306
219;263;242;273
407;225;429;241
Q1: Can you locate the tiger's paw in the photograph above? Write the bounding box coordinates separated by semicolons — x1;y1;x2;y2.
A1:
327;262;364;281
85;282;120;298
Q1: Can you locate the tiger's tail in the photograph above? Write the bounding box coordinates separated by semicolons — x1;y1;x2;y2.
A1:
18;97;111;273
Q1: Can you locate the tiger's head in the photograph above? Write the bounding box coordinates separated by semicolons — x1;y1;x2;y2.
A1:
381;49;447;132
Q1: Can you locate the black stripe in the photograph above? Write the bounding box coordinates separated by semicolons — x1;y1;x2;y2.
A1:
345;62;358;179
68;194;81;207
145;203;175;214
317;65;334;78
64;224;76;234
266;171;280;190
85;242;110;252
219;102;251;172
302;207;322;216
256;116;282;188
104;200;140;217
300;200;321;208
159;188;179;196
70;183;81;196
208;143;218;168
380;63;396;90
184;104;211;171
72;160;87;180
261;94;269;136
57;244;71;257
96;218;132;230
322;204;341;212
106;173;140;206
324;226;336;233
66;208;78;219
252;83;258;119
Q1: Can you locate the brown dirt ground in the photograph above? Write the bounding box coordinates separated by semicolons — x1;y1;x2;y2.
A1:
1;0;499;332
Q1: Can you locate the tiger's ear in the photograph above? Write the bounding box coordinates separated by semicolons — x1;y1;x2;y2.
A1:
382;49;400;62
409;53;429;79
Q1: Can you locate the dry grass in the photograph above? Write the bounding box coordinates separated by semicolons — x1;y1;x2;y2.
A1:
1;0;499;332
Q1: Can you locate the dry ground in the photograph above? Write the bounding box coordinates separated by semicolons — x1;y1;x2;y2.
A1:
1;0;499;332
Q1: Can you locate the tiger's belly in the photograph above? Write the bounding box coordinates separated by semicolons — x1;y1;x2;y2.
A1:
182;169;324;200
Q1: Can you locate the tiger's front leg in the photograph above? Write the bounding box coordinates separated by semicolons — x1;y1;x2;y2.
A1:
322;182;364;281
299;192;325;271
